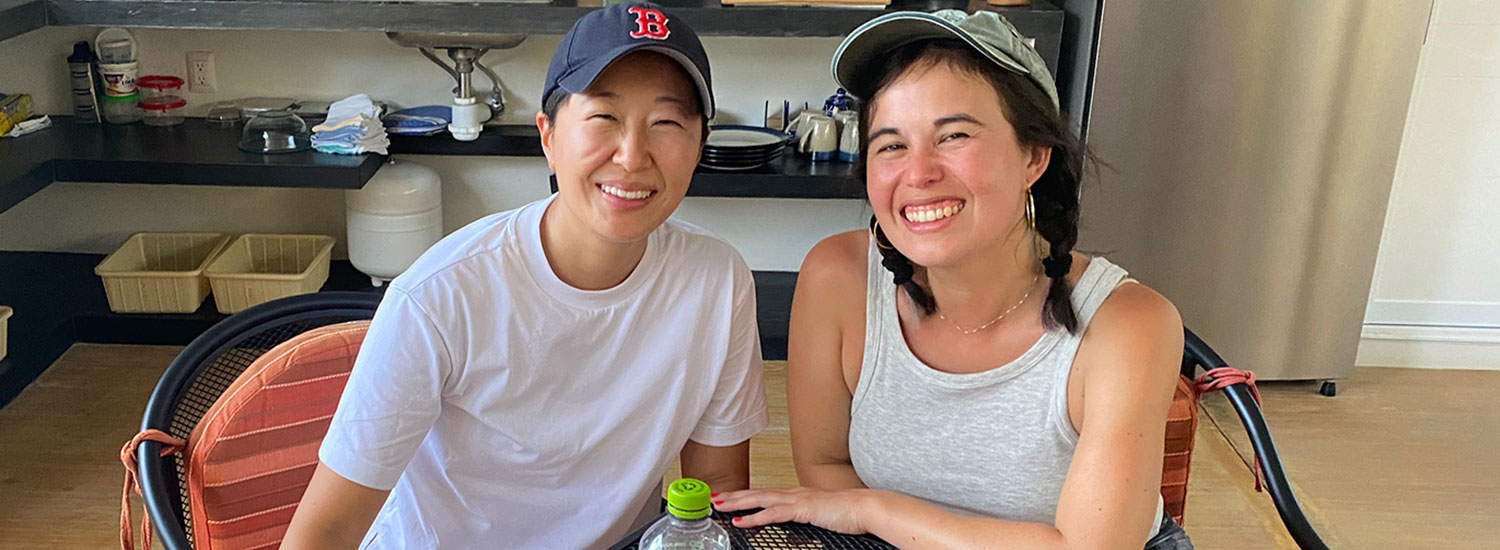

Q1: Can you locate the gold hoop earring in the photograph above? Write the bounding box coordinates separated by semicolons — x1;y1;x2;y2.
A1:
1025;189;1036;232
1026;190;1049;263
869;217;895;250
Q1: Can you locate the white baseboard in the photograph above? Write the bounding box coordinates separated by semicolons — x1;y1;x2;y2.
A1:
1364;299;1500;327
1356;325;1500;371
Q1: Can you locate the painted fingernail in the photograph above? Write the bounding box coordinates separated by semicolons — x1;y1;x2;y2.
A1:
711;493;719;497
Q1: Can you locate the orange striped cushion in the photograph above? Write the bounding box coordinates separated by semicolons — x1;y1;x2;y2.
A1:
184;321;369;550
1161;374;1199;526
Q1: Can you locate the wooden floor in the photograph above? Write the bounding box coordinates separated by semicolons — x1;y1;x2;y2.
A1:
2;344;1497;549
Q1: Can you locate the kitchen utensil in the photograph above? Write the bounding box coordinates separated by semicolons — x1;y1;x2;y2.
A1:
835;111;859;162
795;114;838;161
205;101;243;127
239;97;298;118
238;109;311;153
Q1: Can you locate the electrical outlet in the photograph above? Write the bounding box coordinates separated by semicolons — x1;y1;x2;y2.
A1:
187;51;217;93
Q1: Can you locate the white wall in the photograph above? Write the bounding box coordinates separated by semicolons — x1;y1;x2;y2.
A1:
1358;0;1500;370
0;26;871;271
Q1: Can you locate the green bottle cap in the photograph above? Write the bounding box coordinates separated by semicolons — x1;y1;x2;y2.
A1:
665;478;713;520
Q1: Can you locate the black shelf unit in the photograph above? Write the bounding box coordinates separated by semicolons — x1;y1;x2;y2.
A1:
2;119;865;217
0;117;384;214
404;126;866;199
31;0;1061;43
0;250;795;407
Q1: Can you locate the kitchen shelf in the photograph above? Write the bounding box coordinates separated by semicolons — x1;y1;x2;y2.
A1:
0;116;860;219
691;153;862;198
551;157;863;199
398;125;865;199
389;126;544;156
73;259;381;345
0;0;44;44
0;250;797;406
26;0;1062;44
0;116;384;214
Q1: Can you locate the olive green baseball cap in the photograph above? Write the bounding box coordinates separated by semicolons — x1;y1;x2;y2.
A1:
832;9;1059;109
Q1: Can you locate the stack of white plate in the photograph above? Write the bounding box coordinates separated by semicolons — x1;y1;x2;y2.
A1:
699;125;789;171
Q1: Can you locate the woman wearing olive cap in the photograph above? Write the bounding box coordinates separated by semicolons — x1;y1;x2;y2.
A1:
715;10;1192;549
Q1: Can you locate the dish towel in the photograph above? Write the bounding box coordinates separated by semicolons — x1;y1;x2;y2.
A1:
312;94;389;155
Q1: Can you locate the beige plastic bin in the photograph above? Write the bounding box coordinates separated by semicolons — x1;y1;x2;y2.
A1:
205;234;335;314
0;306;11;362
95;232;232;313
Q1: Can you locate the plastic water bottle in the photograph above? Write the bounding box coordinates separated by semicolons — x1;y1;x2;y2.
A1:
639;478;730;550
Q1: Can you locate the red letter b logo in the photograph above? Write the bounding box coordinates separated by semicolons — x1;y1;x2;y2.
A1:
628;6;671;40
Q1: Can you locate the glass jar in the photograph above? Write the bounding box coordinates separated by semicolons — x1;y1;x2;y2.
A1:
101;92;142;124
139;95;187;126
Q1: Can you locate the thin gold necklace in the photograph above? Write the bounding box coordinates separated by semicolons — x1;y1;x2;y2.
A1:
936;274;1041;335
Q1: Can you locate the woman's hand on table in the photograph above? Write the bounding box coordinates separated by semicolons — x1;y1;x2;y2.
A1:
711;487;877;535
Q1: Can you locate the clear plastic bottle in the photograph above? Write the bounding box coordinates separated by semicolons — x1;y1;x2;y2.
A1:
639;478;730;550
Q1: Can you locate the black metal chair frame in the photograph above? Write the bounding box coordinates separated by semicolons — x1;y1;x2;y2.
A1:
135;298;1326;550
1183;327;1328;550
136;291;382;550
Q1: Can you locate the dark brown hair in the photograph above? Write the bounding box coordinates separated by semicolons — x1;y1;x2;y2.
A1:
860;39;1086;333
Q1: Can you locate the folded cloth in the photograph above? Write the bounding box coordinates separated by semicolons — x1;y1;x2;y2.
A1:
311;106;388;155
383;106;451;136
313;131;388;148
311;126;365;141
315;143;388;155
311;126;384;144
324;94;379;124
314;133;389;155
312;113;382;134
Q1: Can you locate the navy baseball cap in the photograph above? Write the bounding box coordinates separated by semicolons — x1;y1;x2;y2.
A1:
543;1;715;119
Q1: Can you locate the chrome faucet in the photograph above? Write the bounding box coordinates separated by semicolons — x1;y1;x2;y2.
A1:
388;33;528;141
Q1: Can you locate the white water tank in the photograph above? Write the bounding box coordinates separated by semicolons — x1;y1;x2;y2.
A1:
346;158;443;287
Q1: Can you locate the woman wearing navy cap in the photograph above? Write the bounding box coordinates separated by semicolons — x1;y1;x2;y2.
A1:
715;10;1193;550
284;3;767;549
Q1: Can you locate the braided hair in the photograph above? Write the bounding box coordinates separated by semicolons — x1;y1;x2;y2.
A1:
859;40;1086;333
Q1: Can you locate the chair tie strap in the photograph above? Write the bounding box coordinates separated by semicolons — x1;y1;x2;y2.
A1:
1194;367;1265;493
121;429;187;550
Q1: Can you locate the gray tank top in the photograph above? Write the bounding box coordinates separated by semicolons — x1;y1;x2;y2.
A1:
849;239;1162;535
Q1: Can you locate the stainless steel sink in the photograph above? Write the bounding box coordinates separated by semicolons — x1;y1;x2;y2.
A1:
387;32;530;138
386;32;528;50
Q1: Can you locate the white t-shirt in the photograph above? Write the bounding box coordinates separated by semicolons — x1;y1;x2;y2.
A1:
320;195;768;549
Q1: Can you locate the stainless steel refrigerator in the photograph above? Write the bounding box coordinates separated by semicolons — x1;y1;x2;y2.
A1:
1071;0;1433;380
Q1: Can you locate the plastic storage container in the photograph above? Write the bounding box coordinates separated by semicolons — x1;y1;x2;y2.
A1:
102;92;141;124
138;75;184;99
346;159;443;287
140;95;187;126
205;234;335;314
95;28;138;98
0;305;11;362
94;232;231;313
